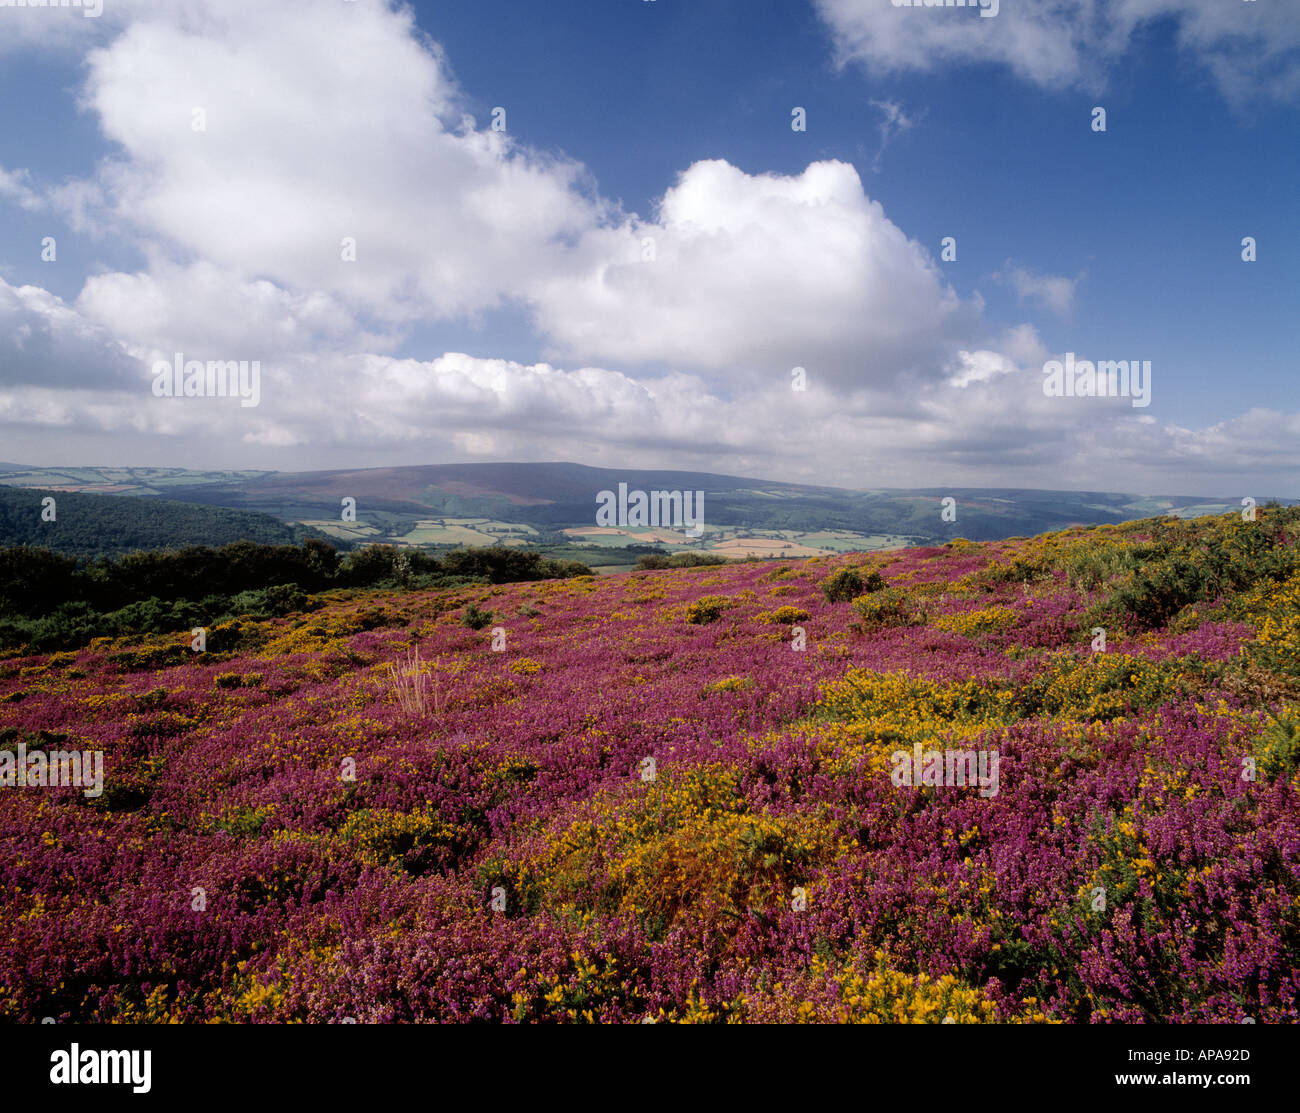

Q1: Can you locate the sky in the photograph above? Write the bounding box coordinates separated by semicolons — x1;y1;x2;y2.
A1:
0;0;1296;495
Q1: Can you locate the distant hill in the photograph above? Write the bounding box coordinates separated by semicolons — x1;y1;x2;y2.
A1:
0;462;1292;562
0;485;321;560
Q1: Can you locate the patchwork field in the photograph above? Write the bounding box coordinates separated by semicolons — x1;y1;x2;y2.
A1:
710;538;828;558
562;526;694;546
562;525;921;559
1;508;1298;1022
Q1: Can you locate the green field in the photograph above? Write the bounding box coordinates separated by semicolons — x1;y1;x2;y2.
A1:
3;463;1288;562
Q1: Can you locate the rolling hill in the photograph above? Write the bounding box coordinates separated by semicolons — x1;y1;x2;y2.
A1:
0;462;1291;563
0;485;320;561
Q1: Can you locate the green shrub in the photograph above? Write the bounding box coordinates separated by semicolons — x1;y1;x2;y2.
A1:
979;556;1051;587
861;570;886;593
461;603;495;630
821;567;863;603
133;687;170;710
536;558;594;578
1256;711;1300;782
638;552;728;571
228;583;311;618
109;644;189;672
1109;554;1214;630
852;588;927;629
206;620;261;654
214;806;275;838
671;552;728;568
340;807;455;874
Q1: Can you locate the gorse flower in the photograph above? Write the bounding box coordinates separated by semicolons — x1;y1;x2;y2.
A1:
0;506;1297;1022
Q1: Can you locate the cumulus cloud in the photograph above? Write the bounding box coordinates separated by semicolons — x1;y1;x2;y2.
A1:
1;315;1295;495
76;262;391;361
0;0;1294;494
69;0;603;324
0;0;977;391
814;0;1300;103
0;1;1018;398
530;158;977;386
0;278;140;391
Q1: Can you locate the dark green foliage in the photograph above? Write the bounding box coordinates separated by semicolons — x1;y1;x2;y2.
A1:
0;538;590;655
338;545;403;587
1084;504;1300;632
636;552;728;571
0;485;311;560
1108;554;1212;630
439;547;591;584
0;546;79;616
461;603;495;630
227;584;311;618
821;567;863;603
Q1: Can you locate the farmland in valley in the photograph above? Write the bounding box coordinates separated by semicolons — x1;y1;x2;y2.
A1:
3;462;1283;565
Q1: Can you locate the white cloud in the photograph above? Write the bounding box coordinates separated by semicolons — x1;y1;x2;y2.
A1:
76;262;391;361
0;167;42;211
947;348;1019;388
0;0;110;55
869;98;923;172
71;0;604;323
1;314;1296;493
529;158;976;386
0;0;1294;495
2;0;981;389
0;277;140;391
994;263;1083;316
814;0;1300;103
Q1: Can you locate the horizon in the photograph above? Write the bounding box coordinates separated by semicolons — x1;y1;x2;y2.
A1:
1;457;1296;505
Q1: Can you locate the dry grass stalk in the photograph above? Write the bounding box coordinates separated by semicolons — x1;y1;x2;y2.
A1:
386;646;443;716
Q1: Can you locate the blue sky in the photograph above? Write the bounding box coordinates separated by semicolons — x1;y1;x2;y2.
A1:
0;0;1296;493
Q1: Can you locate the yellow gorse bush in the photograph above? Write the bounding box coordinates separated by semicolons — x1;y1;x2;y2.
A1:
743;951;1050;1023
1243;570;1300;675
755;605;811;624
338;806;456;868
508;658;543;675
934;606;1020;636
705;675;754;694
497;764;844;936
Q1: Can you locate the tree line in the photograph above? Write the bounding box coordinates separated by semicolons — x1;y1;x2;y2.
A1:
0;541;591;653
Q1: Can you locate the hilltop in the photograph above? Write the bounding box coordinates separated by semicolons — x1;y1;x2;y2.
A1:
0;485;324;562
1;507;1297;1022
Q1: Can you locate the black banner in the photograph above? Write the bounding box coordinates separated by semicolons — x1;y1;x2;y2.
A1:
3;1021;1289;1101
